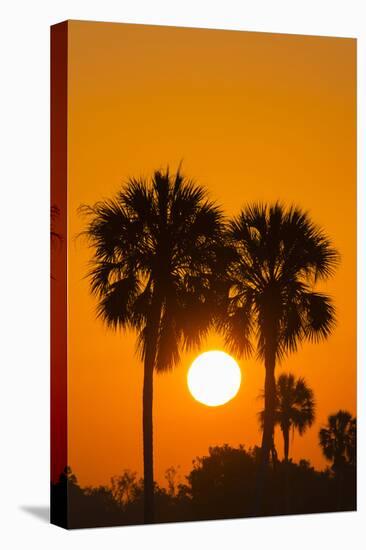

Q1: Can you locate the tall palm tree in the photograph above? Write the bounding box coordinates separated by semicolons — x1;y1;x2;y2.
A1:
259;373;315;462
319;410;356;473
81;168;225;523
223;203;338;465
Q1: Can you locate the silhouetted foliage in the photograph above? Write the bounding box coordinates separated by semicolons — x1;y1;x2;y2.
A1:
165;466;180;497
318;410;356;510
187;445;259;520
319;410;356;471
51;438;356;528
111;470;138;507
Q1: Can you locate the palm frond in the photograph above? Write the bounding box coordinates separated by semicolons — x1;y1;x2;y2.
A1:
302;292;336;342
318;410;356;469
81;165;225;375
257;372;315;446
226;202;338;364
96;275;141;330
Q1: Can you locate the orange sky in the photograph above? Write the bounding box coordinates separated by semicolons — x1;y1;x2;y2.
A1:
66;21;356;488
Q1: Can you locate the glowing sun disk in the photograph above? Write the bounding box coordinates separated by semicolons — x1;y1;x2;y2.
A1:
187;351;241;407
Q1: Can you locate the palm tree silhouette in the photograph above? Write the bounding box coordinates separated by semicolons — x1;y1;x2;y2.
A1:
81;168;224;523
319;410;356;473
259;373;315;462
319;410;356;511
223;203;338;465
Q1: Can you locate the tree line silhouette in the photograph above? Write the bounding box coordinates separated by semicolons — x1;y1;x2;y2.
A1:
51;167;355;527
51;407;356;528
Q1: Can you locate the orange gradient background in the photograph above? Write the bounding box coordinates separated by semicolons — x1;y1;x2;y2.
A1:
66;21;356;488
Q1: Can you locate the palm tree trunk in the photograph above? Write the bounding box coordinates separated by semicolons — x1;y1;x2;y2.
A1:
143;357;154;523
261;349;276;464
282;424;291;513
283;425;290;462
253;344;276;515
142;292;161;524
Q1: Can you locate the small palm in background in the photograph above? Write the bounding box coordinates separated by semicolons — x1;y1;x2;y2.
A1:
319;410;356;474
259;373;315;462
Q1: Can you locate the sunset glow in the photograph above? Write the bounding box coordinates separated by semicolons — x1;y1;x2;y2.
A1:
65;21;356;489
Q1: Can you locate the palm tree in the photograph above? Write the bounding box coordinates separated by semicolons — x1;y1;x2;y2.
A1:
319;410;356;511
319;410;356;473
260;373;315;462
223;203;338;465
81;168;225;523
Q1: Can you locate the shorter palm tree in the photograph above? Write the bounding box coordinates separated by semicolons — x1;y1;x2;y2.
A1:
223;203;338;465
259;373;315;462
319;410;356;474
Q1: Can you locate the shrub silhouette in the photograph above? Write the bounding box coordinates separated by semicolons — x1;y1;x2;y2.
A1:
51;437;356;528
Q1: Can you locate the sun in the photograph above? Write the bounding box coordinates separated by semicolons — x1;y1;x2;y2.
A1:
187;351;241;407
